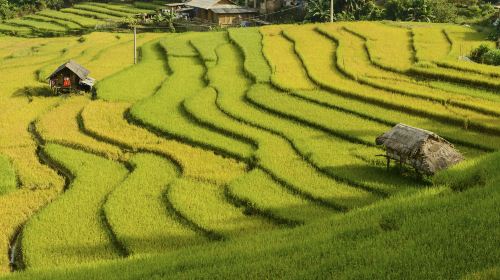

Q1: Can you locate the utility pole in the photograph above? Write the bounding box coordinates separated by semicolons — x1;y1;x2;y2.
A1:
133;26;137;65
330;0;333;22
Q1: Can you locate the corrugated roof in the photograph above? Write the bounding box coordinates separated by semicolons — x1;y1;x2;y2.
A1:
185;0;224;9
165;3;187;6
211;5;258;13
80;77;95;87
49;60;90;80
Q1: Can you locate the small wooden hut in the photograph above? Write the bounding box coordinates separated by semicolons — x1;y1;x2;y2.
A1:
185;0;258;26
375;123;464;176
48;60;95;94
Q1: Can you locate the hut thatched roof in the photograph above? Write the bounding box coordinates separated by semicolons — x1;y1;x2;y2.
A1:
49;60;90;80
376;123;464;175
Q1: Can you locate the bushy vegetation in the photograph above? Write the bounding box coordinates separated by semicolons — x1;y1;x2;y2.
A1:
0;11;499;279
305;0;498;23
470;43;500;65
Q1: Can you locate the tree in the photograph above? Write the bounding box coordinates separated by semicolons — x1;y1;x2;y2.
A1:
305;0;331;22
0;0;14;19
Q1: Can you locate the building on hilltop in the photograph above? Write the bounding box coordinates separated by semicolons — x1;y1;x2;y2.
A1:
48;60;95;94
184;0;258;26
376;123;464;176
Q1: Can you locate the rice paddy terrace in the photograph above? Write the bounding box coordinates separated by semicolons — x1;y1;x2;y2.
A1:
0;15;499;279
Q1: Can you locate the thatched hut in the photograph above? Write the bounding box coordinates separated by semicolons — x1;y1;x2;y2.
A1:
375;123;464;176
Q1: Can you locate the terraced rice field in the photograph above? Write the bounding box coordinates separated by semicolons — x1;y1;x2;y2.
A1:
0;2;153;36
0;18;499;279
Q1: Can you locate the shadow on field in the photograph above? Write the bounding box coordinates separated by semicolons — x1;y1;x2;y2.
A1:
12;86;53;100
322;164;431;190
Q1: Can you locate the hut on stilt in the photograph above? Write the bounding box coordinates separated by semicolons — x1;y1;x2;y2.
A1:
376;123;464;176
48;60;95;94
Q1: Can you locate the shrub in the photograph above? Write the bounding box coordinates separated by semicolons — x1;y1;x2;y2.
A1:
470;44;500;65
384;0;458;22
482;48;500;65
470;44;491;62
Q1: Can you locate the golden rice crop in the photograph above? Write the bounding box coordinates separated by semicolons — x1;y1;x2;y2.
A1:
23;15;82;30
22;144;128;269
343;21;414;72
168;178;277;239
35;95;124;160
260;25;316;91
228;27;271;83
191;42;380;206
129;53;254;160
81;100;246;185
104;153;206;255
227;169;335;224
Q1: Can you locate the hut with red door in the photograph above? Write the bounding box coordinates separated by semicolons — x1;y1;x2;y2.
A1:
48;60;95;94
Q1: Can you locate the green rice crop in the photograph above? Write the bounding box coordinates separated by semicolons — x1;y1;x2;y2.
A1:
189;43;384;205
287;24;500;135
168;178;277;238
88;2;153;14
409;24;500;89
260;25;316;91
35;96;124;160
22;143;129;269
190;31;227;67
228;27;271;82
343;21;414;72
133;1;164;10
81;101;246;185
161;33;199;57
129;36;254;160
0;23;31;34
411;25;450;63
35;32;125;81
283;87;500;153
23;15;82;30
61;8;122;21
227;169;335;224
104;153;206;255
6;18;67;32
0;22;499;279
0;155;16;196
6;151;500;279
315;24;500;117
0;99;64;190
0;188;62;273
96;39;168;101
73;3;136;18
36;9;104;28
245;84;426;193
